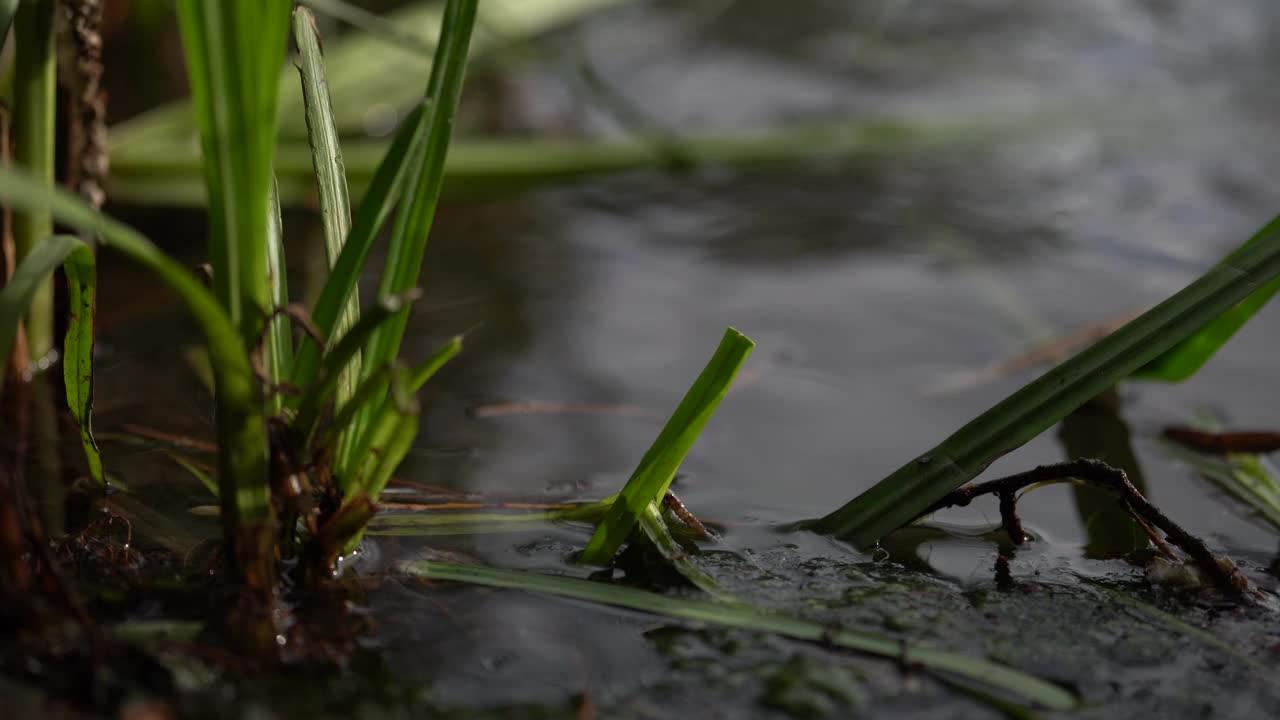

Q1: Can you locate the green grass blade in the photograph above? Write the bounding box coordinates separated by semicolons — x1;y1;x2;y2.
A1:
1161;442;1280;532
287;101;427;398
358;0;478;387
164;451;220;499
11;0;58;360
406;335;463;391
291;291;420;444
367;497;614;536
342;366;420;499
810;214;1280;547
1135;216;1280;381
292;6;360;414
0;168;270;541
62;241;105;486
401;561;1077;711
263;179;292;415
299;0;434;56
1;235;84;392
174;0;291;344
579;327;754;565
636;500;732;599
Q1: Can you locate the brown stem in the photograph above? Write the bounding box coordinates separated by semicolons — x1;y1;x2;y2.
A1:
921;459;1250;597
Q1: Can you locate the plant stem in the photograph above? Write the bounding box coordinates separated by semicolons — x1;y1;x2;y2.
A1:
12;0;58;361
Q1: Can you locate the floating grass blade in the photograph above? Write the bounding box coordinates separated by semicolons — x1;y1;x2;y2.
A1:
368;497;614;536
1136;217;1280;381
62;240;104;486
811;214;1280;547
1161;442;1280;532
0;168;270;551
293;6;361;415
11;0;58;360
580;327;754;565
401;561;1077;711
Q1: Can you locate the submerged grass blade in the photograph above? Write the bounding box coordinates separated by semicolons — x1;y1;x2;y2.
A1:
293;6;360;414
579;327;754;565
62;241;105;486
1;235;83;393
811;214;1280;547
402;561;1077;711
0;168;270;539
636;500;732;600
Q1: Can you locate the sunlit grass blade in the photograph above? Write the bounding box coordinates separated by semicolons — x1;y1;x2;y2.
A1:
62;240;105;486
356;0;477;405
338;365;418;496
1;235;82;392
811;213;1280;547
1136;215;1280;381
287;102;427;399
580;327;754;565
291;291;420;444
401;561;1077;711
0;168;269;547
293;6;360;415
174;0;291;344
263;180;292;415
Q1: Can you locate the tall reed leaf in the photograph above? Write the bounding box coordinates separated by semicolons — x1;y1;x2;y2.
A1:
344;0;478;471
580;328;754;565
174;0;291;345
293;6;360;413
0;169;270;540
402;561;1077;711
811;214;1280;547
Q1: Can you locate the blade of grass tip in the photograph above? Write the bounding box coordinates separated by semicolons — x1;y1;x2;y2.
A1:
293;6;361;414
291;290;421;445
1;235;85;393
264;179;292;415
0;169;270;550
287;101;428;398
579;327;754;566
402;561;1077;711
164;451;220;499
356;0;478;400
62;241;105;486
810;212;1280;548
12;0;58;360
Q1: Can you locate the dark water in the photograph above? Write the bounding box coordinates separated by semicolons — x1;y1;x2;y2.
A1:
91;0;1280;716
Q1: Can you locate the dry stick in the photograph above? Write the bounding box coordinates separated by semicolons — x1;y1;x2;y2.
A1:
1162;427;1280;455
919;458;1250;596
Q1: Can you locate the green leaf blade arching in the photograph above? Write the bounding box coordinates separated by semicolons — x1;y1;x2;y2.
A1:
62;242;105;486
579;327;754;565
293;6;360;414
401;562;1077;712
1;235;82;392
811;213;1280;548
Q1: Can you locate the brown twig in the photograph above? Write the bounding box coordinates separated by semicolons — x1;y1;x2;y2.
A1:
921;459;1250;597
1162;426;1280;455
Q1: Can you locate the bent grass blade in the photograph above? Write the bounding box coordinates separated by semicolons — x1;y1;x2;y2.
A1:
400;561;1077;711
579;327;754;565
